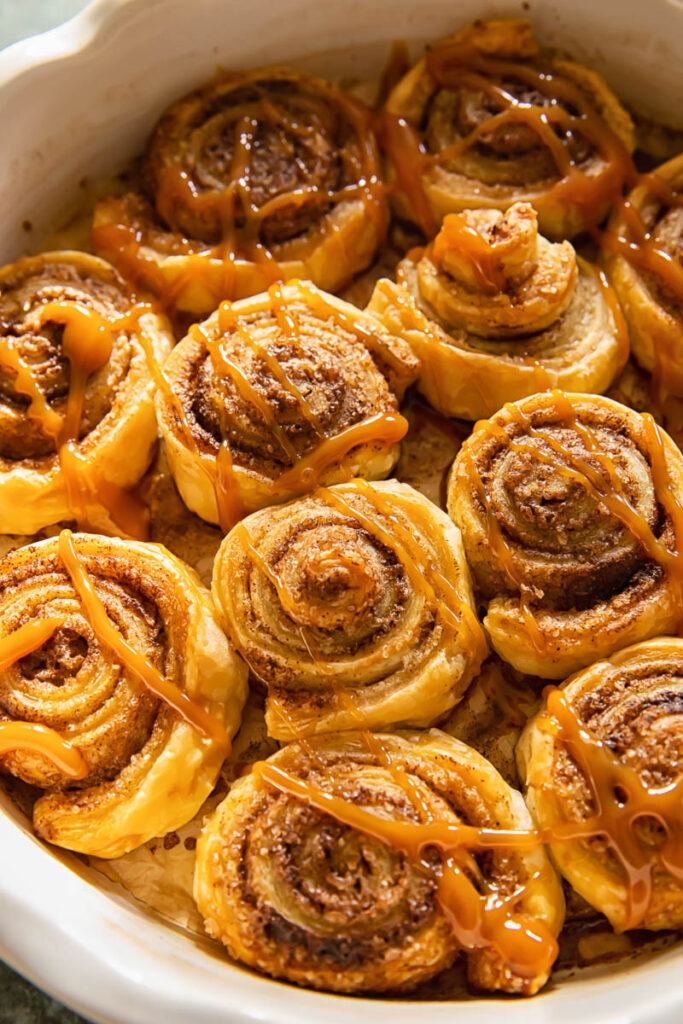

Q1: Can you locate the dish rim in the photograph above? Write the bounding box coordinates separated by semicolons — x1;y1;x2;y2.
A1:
0;1;682;1021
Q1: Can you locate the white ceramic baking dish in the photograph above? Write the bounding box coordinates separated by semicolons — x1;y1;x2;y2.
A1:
1;0;683;1020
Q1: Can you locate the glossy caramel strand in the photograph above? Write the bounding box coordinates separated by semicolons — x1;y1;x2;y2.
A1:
599;170;683;406
178;297;408;523
256;760;558;982
540;687;683;930
94;77;386;306
0;722;88;780
382;47;635;236
0;298;152;539
467;391;683;611
57;530;229;747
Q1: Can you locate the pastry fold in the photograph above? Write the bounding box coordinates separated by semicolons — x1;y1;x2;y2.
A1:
382;19;634;239
368;203;628;420
155;282;418;526
0;252;173;536
194;729;564;995
92;68;387;314
211;479;487;739
602;154;683;403
0;533;247;857
518;637;683;932
448;391;683;679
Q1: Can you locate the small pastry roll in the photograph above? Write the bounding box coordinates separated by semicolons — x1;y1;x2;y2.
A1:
449;391;683;679
194;729;564;995
211;479;487;739
0;251;173;536
518;637;683;932
382;19;634;240
368;203;628;421
0;533;247;858
602;154;683;402
92;68;387;314
155;282;418;527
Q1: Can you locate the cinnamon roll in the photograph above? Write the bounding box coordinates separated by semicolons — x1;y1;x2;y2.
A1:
0;251;173;537
155;282;418;528
382;19;634;239
448;391;683;679
602;154;683;407
0;531;247;857
211;479;487;739
368;202;628;421
518;637;683;932
194;729;564;995
92;69;387;314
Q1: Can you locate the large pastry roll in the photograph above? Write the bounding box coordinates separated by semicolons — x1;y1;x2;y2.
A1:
0;532;247;858
155;282;418;528
449;391;683;679
0;251;173;536
518;637;683;932
92;68;387;314
602;154;683;404
194;729;564;995
382;19;634;240
211;479;487;739
368;202;628;421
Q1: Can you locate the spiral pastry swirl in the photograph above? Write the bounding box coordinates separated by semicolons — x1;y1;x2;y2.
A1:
156;282;418;527
518;637;683;932
382;19;634;240
0;533;247;857
449;391;683;679
602;154;683;404
368;203;628;421
211;480;487;740
92;68;387;314
0;251;173;536
194;729;564;995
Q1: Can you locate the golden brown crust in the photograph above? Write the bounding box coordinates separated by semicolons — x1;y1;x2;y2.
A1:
603;154;683;400
92;68;387;314
448;391;683;678
518;637;683;931
194;729;564;994
383;19;634;239
368;203;628;420
0;532;247;857
155;282;417;525
211;479;487;739
0;251;173;535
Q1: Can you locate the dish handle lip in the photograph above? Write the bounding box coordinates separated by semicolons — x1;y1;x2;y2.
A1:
0;0;154;89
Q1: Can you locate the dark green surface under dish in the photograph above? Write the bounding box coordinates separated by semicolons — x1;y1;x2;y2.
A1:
0;961;89;1023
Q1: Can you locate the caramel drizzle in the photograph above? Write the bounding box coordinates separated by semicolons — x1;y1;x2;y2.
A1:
57;530;229;748
382;47;635;236
0;616;67;672
165;290;408;529
256;674;683;963
432;213;508;294
599;170;683;407
467;391;683;635
256;760;558;980
0;722;88;779
0;297;150;540
93;74;386;307
541;686;683;931
317;479;482;643
0;617;88;778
